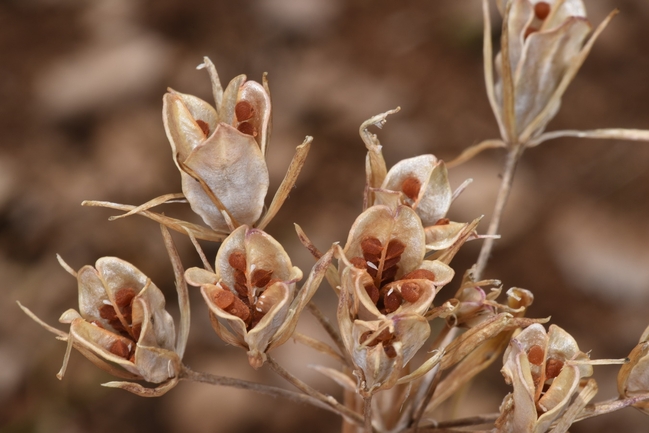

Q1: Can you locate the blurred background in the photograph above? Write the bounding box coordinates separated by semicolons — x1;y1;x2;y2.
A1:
2;0;649;431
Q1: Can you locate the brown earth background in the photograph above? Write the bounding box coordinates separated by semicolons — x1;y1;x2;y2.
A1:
2;0;649;432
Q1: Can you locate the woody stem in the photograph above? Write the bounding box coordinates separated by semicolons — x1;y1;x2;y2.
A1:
474;145;523;280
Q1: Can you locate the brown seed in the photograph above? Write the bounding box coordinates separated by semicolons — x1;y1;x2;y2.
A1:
235;100;254;121
234;282;249;298
99;304;117;321
365;283;380;304
249;308;265;330
109;339;131;359
251;269;273;288
115;288;136;309
384;344;397;359
234;269;247;286
401;282;422;302
361;237;383;256
534;2;551;20
434;218;450;225
212;289;235;309
382;288;402;314
545;358;564;379
380;265;399;285
237;121;257;136
366;265;378;278
527;345;545;366
385;239;406;260
225;297;251;323
401;176;421;201
402;269;436;281
228;251;247;272
375;327;393;344
195;119;211;136
359;331;373;345
350;257;367;269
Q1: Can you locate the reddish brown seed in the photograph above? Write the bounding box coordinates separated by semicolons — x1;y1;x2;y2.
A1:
237;121;257;136
375;327;393;344
195;119;211;136
115;288;136;309
385;239;406;260
434;218;450;225
235;100;254;121
524;26;538;39
228;251;247;272
251;269;273;288
382;256;401;270
366;265;378;279
212;289;235;309
350;257;367;269
401;282;422;303
534;2;551;20
545;358;564;379
402;269;436;281
109;340;131;358
249;307;265;330
234;282;249;298
401;176;422;201
225;297;251;323
380;265;399;285
527;345;545;365
359;331;372;345
365;283;380;304
99;304;117;321
361;237;383;256
384;344;398;359
382;289;403;314
234;269;247;286
90;320;104;329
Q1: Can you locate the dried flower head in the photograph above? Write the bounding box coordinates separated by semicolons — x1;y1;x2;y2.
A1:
185;225;332;368
618;324;649;414
496;323;595;432
21;256;183;396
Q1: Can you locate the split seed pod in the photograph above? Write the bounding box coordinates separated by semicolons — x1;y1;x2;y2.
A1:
21;257;183;397
618;324;649;414
185;225;332;368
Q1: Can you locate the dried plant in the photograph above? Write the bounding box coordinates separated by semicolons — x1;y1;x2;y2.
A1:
20;1;649;432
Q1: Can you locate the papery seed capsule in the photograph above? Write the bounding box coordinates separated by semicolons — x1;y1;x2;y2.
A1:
527;345;545;365
401;176;421;201
524;26;538;39
131;323;142;341
434;218;450;225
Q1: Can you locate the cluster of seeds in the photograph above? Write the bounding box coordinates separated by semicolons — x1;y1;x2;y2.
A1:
527;344;565;406
359;326;398;359
235;101;257;137
211;251;278;330
96;287;140;360
350;236;435;314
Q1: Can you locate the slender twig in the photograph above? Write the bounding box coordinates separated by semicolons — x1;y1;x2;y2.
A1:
266;355;365;427
364;396;373;433
404;413;499;432
474;146;522;280
180;364;331;412
307;302;350;365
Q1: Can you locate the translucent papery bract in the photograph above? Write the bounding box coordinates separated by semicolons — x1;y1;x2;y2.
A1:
350;314;430;396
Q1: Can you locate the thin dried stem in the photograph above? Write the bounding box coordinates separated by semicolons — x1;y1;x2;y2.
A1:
307;302;350;365
527;128;649;148
364;396;373;433
474;146;522;280
180;364;332;413
266;356;365;427
407;413;499;432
